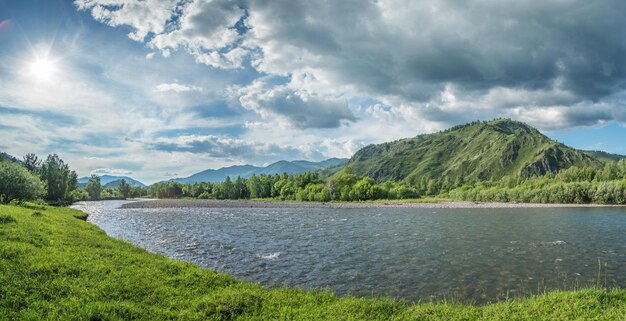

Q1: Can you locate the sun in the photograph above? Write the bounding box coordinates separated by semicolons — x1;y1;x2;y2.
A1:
29;58;55;81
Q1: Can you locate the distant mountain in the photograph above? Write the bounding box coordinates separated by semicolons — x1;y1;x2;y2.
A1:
169;158;348;184
582;150;626;163
344;119;603;184
78;175;146;188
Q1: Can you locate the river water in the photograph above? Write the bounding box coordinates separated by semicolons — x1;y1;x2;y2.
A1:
72;201;626;303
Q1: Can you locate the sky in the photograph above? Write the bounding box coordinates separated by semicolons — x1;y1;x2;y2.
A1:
1;0;626;184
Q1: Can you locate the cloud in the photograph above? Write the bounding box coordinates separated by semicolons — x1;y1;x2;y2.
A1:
155;83;203;93
241;0;626;129
75;0;248;69
148;0;248;68
77;0;626;129
235;79;356;129
148;134;324;162
74;0;180;41
91;168;134;176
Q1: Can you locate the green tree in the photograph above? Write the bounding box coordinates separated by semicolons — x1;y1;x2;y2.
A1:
0;161;45;203
118;179;131;199
22;153;41;173
85;175;102;201
39;154;77;202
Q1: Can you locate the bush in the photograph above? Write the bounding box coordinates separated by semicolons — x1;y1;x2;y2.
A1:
0;162;45;203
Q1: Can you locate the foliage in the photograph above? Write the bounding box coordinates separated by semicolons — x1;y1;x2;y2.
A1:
0;161;45;203
22;153;41;173
447;160;626;204
85;175;102;201
149;171;419;201
39;154;78;203
118;179;131;199
1;203;625;320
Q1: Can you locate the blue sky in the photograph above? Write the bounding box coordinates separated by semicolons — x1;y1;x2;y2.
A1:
1;0;626;184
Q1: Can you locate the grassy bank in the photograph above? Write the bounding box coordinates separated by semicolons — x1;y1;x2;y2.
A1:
1;204;625;320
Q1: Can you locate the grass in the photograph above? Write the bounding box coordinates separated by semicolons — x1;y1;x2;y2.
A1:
1;204;624;320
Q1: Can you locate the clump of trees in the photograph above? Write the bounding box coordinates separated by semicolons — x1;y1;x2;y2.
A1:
148;169;419;201
0;152;142;204
447;160;626;204
85;175;102;200
0;153;79;204
39;154;78;204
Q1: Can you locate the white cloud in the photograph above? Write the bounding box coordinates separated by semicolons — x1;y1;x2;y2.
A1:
155;83;203;93
91;168;134;176
74;0;179;41
234;79;356;129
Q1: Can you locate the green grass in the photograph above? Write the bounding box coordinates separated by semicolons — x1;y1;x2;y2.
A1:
1;204;624;320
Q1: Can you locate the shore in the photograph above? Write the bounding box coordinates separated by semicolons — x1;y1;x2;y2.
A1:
121;198;626;209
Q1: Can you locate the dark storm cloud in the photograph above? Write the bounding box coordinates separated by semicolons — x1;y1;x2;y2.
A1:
247;0;626;102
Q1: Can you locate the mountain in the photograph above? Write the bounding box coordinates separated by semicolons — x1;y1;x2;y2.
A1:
345;119;603;184
171;165;259;184
170;158;348;184
582;150;626;163
78;175;146;188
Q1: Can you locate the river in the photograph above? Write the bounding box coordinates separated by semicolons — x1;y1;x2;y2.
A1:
72;201;626;304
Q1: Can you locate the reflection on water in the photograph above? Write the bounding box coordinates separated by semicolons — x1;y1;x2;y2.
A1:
73;201;626;303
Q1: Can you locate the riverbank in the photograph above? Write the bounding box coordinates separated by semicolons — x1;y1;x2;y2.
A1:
121;198;626;209
1;203;624;320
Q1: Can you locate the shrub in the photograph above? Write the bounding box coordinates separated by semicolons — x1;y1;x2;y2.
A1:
0;162;45;203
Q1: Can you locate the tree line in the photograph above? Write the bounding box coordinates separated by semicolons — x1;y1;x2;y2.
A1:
148;168;419;202
0;153;144;204
0;153;79;204
4;150;626;205
82;175;144;201
446;160;626;204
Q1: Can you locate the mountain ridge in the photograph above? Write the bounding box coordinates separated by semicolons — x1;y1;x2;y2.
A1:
169;158;348;184
345;119;605;185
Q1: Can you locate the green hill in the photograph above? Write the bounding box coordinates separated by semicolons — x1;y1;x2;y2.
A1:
582;150;626;163
347;119;602;184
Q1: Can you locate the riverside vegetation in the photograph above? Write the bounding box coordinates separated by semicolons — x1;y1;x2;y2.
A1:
1;203;625;320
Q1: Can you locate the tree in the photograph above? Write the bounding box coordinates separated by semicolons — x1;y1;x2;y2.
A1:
118;179;131;199
39;154;77;202
22;153;41;173
85;175;102;200
0;162;45;203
